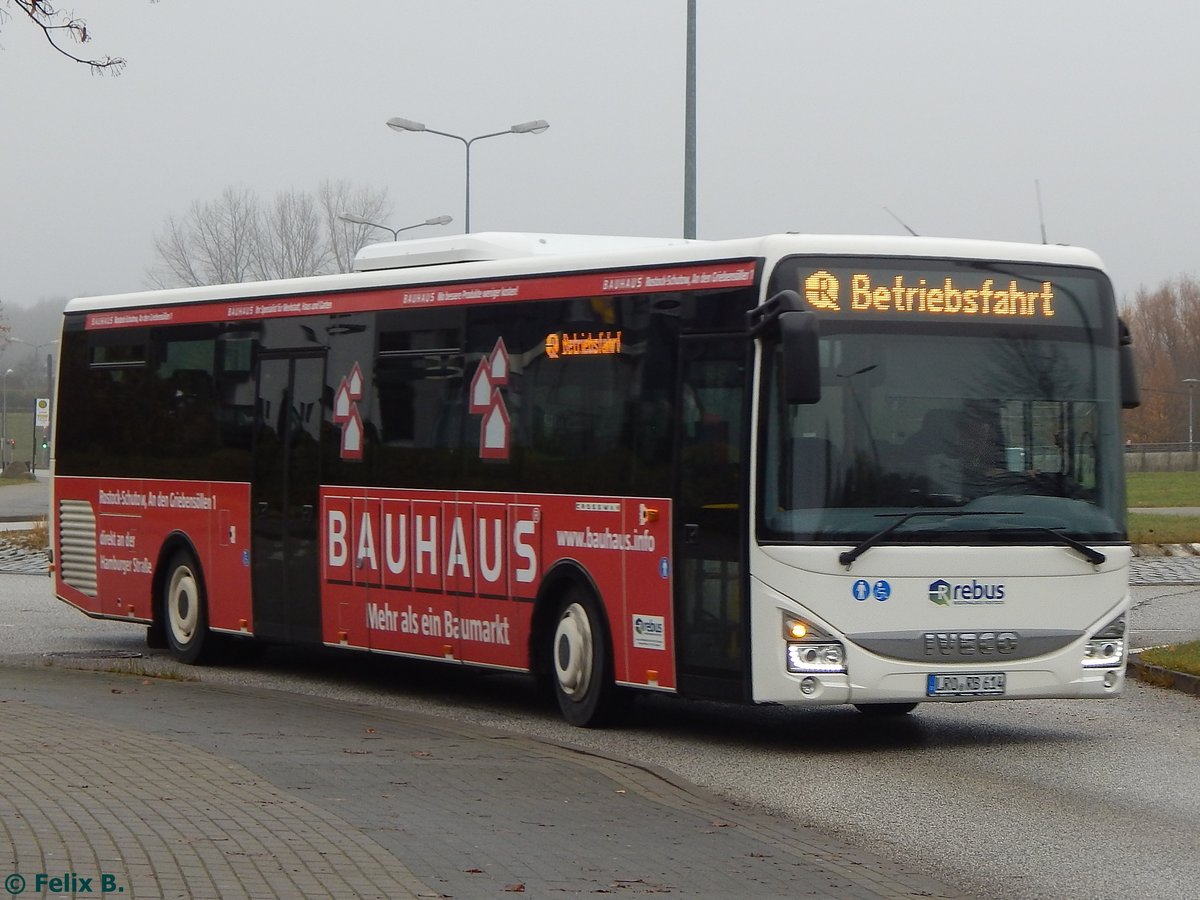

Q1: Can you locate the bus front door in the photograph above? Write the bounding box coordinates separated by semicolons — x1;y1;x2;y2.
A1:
251;352;325;644
674;337;749;701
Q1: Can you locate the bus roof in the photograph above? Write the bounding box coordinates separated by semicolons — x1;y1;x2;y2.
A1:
64;232;1108;314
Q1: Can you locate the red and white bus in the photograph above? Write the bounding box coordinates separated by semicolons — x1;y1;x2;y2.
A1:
51;232;1139;725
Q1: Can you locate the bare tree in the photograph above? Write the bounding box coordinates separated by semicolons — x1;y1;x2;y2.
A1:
318;179;393;274
2;1;134;73
150;187;261;288
1122;276;1200;443
149;182;393;287
254;189;331;281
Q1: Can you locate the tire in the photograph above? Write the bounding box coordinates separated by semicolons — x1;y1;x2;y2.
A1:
162;549;211;664
550;588;625;727
854;702;919;716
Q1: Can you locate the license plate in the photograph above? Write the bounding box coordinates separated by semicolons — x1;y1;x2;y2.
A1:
927;672;1006;697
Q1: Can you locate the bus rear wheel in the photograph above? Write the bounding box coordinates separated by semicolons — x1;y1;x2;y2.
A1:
163;549;211;665
551;589;624;727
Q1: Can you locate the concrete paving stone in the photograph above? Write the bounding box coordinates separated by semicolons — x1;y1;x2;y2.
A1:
0;663;968;898
1130;556;1200;585
0;698;434;899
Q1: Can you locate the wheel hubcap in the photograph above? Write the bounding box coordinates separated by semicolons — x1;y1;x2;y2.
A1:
168;566;199;644
553;602;593;699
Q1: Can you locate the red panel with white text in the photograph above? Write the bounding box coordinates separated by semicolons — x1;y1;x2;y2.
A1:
53;476;253;632
319;487;675;688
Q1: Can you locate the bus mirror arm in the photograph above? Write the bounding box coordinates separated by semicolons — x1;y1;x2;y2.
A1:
1118;318;1140;409
746;291;822;405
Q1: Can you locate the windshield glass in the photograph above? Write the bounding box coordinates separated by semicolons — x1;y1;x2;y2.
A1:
758;256;1126;545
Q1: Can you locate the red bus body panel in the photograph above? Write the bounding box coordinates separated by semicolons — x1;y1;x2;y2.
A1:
53;476;676;690
53;475;253;631
320;488;675;689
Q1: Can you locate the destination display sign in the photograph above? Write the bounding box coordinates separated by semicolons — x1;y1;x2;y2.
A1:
801;269;1056;320
545;331;622;359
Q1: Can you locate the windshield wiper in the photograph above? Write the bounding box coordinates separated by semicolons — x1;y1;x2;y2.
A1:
838;514;1107;568
838;510;1021;568
984;526;1107;565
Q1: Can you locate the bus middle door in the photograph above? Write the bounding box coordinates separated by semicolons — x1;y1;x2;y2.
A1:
252;351;325;644
674;336;749;702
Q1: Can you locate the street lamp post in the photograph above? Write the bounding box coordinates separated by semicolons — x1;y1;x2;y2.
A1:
337;214;453;242
1;368;13;471
1184;378;1199;451
684;0;697;239
385;117;549;232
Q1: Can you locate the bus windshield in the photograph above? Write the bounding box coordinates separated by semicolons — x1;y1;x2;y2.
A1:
759;258;1126;545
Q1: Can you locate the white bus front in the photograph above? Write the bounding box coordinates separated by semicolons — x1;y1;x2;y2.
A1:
750;253;1134;711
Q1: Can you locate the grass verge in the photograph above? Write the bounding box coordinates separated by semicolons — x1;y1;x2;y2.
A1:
40;654;199;682
1127;513;1200;545
1127;471;1200;508
1139;641;1200;678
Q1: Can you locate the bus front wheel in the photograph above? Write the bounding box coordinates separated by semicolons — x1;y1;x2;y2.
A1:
163;549;211;665
550;589;624;727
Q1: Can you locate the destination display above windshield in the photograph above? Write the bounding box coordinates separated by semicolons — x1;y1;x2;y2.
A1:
802;269;1055;320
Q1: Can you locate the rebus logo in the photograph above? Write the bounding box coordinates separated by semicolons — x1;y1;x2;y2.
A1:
929;578;1006;606
634;616;664;636
929;579;952;606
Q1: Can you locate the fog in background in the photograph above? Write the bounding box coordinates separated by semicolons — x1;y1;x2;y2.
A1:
3;1;1198;316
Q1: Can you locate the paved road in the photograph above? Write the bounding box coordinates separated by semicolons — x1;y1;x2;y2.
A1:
1;662;958;899
1130;506;1200;517
2;479;1198;897
5;574;1200;900
0;473;50;522
5;572;1200;899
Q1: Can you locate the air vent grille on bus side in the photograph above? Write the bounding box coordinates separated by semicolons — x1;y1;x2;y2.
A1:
58;499;98;597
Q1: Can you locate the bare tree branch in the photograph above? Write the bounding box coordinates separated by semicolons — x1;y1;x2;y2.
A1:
148;182;393;287
1122;276;1200;443
255;189;332;281
7;1;127;74
148;187;262;288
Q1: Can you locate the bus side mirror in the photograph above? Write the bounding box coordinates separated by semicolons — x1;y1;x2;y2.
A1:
1118;318;1140;409
779;310;821;405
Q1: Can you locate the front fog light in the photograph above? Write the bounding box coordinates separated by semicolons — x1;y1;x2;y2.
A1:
787;641;846;674
1082;638;1125;668
1082;614;1126;669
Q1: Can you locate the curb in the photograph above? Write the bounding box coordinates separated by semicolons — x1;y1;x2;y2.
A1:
1127;655;1200;697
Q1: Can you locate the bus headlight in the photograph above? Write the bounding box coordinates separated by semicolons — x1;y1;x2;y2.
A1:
1082;614;1126;669
787;642;846;673
784;615;846;674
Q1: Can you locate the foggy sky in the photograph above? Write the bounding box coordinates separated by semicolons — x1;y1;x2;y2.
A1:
3;1;1198;308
